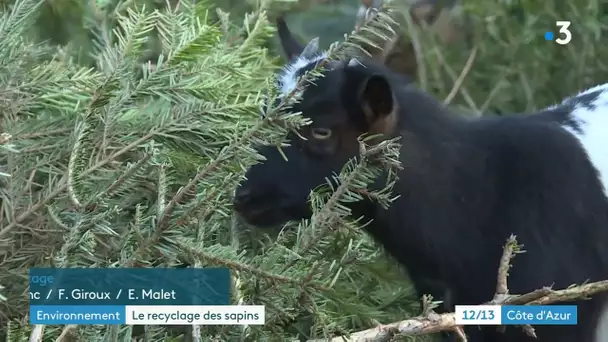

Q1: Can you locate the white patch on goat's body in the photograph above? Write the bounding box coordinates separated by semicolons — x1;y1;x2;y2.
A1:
557;83;608;199
594;301;608;342
277;52;328;97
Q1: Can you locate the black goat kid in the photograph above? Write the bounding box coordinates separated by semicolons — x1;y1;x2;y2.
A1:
233;19;608;342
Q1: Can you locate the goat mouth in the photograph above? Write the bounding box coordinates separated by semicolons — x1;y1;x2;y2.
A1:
235;204;310;228
237;209;290;228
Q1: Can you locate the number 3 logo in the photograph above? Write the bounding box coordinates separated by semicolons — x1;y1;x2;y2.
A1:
556;21;572;45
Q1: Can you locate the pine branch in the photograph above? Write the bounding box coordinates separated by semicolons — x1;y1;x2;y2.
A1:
177;241;331;292
305;236;608;341
0;131;156;240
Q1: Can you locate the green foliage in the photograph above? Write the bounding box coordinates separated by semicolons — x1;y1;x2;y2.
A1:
0;0;412;341
0;0;607;341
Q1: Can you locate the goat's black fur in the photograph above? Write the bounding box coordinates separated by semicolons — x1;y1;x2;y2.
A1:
234;19;608;342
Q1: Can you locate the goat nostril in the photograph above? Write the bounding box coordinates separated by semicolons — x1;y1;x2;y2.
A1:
234;187;252;206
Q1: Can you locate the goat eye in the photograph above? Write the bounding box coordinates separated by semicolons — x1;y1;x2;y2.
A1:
311;127;332;140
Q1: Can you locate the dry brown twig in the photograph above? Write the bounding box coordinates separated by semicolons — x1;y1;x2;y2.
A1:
28;324;44;342
304;235;608;342
55;324;77;342
0;132;11;144
443;46;477;105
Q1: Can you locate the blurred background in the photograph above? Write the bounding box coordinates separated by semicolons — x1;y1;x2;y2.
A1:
32;0;608;114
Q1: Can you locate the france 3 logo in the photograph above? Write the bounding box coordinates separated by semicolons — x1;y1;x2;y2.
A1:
544;21;572;45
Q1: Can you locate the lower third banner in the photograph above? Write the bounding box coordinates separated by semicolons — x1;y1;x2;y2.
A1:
29;268;230;306
455;305;577;325
30;305;266;325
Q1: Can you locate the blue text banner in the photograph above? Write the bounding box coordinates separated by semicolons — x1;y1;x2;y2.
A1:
29;268;230;306
455;305;577;325
29;305;266;325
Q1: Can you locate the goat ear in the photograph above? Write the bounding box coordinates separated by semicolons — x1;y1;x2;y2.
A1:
410;0;443;25
276;17;306;60
357;73;398;135
359;74;394;118
411;0;461;44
